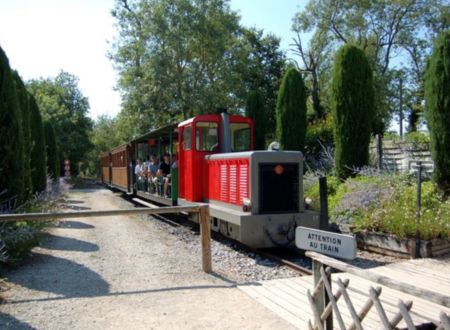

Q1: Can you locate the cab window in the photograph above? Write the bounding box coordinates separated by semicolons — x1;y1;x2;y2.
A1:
231;123;251;151
183;126;192;150
196;122;219;151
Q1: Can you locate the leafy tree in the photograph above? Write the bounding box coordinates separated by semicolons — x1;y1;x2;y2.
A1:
84;115;121;176
332;45;374;179
27;71;93;175
43;121;59;179
245;90;265;150
292;0;447;133
29;95;47;193
12;71;33;198
236;28;286;139
276;67;307;151
0;46;25;203
110;0;241;131
425;31;450;194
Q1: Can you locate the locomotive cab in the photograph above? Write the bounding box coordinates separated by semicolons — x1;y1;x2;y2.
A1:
178;113;320;248
177;113;253;202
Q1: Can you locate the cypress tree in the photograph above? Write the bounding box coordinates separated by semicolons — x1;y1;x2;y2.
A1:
331;45;374;179
425;31;450;194
245;90;265;150
12;71;33;198
275;67;307;151
43;121;60;179
0;46;25;203
29;95;47;193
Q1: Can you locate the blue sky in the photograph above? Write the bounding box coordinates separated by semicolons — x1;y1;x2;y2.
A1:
0;0;305;119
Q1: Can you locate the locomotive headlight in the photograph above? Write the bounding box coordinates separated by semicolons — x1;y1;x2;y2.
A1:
274;164;284;175
242;198;252;212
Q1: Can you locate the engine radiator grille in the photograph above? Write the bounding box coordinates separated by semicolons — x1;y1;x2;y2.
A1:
259;163;299;214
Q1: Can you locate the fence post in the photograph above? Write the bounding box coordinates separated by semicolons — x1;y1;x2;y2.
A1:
376;134;383;171
319;177;329;230
199;205;212;273
415;161;422;258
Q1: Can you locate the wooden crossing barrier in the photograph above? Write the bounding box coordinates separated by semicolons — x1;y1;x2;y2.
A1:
306;251;450;330
0;204;212;273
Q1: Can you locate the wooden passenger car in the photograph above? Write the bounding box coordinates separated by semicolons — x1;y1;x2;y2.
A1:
110;144;132;193
100;152;111;186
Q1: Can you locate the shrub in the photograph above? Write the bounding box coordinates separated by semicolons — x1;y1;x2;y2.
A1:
425;31;450;194
12;71;33;199
0;46;25;203
331;45;374;179
304;116;334;171
245;90;265;150
276;66;307;151
303;174;341;211
29;96;47;193
404;131;430;149
323;173;450;240
44;121;60;179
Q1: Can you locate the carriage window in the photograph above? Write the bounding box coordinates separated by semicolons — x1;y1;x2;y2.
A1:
231;123;251;151
183;126;192;150
196;122;219;151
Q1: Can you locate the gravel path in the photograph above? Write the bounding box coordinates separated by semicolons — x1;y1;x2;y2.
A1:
0;188;296;330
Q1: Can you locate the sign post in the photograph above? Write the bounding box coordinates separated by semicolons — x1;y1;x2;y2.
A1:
295;227;356;260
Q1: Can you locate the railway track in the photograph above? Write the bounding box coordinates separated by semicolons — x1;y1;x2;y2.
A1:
127;195;314;276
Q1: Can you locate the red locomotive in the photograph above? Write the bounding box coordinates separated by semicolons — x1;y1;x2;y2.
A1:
101;112;319;248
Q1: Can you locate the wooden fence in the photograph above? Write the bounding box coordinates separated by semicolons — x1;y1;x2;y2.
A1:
0;205;212;273
306;251;450;330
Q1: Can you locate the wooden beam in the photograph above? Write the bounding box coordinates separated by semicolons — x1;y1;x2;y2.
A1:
0;205;201;222
306;251;450;308
199;205;212;273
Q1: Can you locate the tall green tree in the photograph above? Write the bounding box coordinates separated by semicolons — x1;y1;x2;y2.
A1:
425;31;450;194
110;0;241;132
12;71;32;199
245;90;265;150
29;96;47;193
332;45;374;179
0;46;25;203
292;0;447;133
236;28;286;139
43;121;59;179
27;71;93;175
276;67;307;151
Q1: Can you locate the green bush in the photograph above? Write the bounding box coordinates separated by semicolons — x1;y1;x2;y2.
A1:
425;30;450;194
0;222;46;264
323;173;450;240
29;96;47;193
276;66;307;151
404;131;430;148
245;90;265;150
331;45;374;179
0;46;25;203
305;116;333;157
303;175;341;211
12;71;33;199
44;121;60;179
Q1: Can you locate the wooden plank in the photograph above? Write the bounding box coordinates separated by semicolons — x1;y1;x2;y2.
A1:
0;205;200;222
306;252;450;308
239;284;308;327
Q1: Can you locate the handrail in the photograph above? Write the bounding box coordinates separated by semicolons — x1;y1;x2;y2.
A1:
306;251;450;308
0;205;200;222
